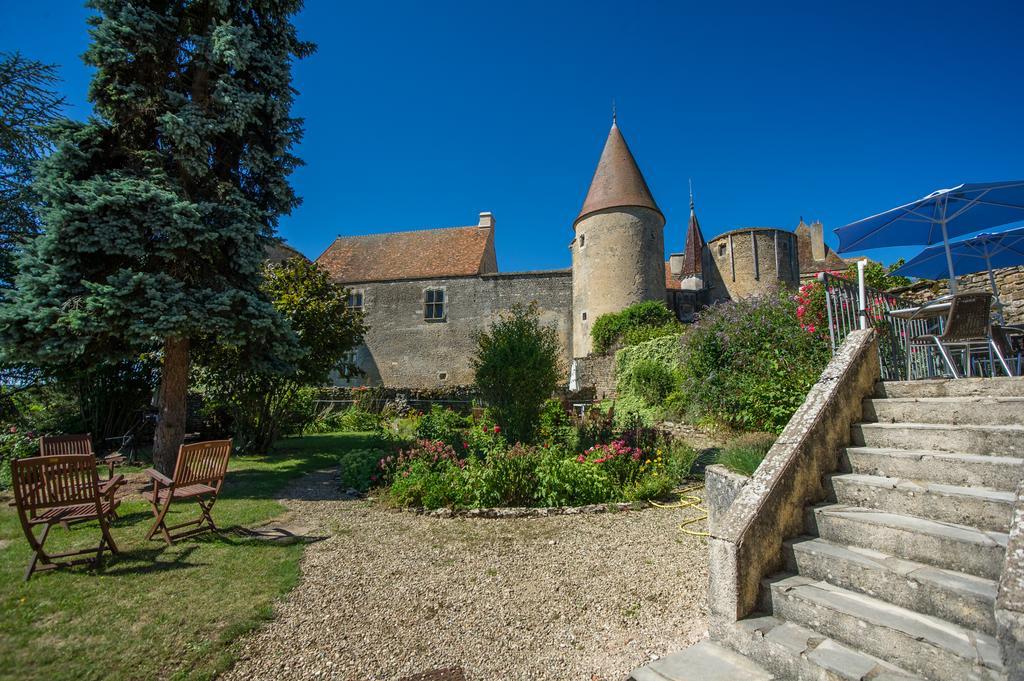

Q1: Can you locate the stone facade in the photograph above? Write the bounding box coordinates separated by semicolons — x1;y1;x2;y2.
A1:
704;228;800;302
572;206;666;357
337;269;572;388
570;352;617;400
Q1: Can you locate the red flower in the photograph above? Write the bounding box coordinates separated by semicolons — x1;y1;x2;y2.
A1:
493;425;501;434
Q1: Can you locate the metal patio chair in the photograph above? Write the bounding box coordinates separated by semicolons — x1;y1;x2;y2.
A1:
907;292;1012;379
11;454;121;580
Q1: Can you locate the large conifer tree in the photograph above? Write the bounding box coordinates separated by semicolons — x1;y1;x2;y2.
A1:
0;1;313;471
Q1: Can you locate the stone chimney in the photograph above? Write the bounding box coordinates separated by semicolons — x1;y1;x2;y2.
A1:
810;220;826;262
478;211;495;229
669;253;684;277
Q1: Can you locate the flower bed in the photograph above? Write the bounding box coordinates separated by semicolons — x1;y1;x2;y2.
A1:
338;402;701;511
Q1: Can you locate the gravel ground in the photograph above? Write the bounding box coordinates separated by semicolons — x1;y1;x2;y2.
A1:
223;470;710;681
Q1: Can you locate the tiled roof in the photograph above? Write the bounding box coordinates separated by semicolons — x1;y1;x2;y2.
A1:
681;206;706;276
316;224;496;284
265;241;307;264
665;261;682;290
575;122;663;227
795;222;848;274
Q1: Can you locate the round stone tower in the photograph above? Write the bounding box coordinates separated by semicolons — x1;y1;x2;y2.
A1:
571;120;666;357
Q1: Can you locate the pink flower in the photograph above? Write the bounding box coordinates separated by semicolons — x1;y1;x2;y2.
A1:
807;324;816;333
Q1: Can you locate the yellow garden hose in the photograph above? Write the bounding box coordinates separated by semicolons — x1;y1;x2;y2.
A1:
649;483;710;537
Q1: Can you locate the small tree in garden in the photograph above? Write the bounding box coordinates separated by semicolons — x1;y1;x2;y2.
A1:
0;2;313;472
472;303;562;444
196;258;365;454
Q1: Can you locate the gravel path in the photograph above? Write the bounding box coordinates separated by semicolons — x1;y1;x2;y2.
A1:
223;470;710;681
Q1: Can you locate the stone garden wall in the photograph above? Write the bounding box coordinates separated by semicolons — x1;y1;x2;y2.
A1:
890;265;1024;325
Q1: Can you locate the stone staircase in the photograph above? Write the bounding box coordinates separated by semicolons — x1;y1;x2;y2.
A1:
631;378;1024;681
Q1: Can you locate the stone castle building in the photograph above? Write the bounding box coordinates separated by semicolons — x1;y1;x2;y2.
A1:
315;120;848;389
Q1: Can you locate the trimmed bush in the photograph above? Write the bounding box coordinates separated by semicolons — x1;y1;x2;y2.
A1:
591;301;679;354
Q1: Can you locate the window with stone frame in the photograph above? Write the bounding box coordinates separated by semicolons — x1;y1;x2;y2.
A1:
424;287;446;321
346;289;364;312
718;242;727;257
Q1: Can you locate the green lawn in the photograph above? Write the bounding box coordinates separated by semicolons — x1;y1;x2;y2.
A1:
0;433;380;681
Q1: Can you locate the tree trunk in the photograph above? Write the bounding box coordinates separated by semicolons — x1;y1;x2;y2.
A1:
153;336;190;474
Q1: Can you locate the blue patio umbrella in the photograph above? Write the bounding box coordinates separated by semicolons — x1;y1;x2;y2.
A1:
834;181;1024;293
892;226;1024;321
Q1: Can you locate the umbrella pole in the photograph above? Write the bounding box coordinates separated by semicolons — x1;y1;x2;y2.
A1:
940;218;958;295
984;248;1005;324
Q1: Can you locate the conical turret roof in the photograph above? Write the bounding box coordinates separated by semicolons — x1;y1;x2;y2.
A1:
574;122;663;227
681;195;706;276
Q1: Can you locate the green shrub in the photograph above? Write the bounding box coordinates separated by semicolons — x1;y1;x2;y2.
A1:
338;448;387;492
415;404;469;448
717;432;776;476
658;390;689;421
622;359;677;406
537;399;579;451
622;472;674;501
679;288;829;433
591;301;677;354
462;420;507;458
615;333;683;410
0;427;37;489
536;450;615;506
663;440;701;481
476;444;541;507
472;303;561;444
621;321;685;348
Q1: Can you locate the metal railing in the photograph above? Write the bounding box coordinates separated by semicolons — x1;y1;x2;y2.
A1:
818;272;932;380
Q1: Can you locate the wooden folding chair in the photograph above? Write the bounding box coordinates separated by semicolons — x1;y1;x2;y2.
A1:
40;433;126;480
38;433;123;521
144;439;232;545
11;454;121;581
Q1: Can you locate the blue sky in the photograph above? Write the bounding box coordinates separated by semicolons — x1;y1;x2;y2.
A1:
3;1;1023;271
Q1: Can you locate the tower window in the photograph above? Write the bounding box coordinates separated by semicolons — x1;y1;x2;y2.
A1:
438;372;448;381
581;311;588;321
346;290;364;312
579;234;585;248
424;287;446;321
718;243;727;257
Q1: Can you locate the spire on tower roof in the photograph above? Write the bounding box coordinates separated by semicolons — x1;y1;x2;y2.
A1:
574;120;662;227
681;187;706;277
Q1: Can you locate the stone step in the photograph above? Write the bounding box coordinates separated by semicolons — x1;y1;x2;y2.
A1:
827;473;1014;533
763;574;1004;681
862;396;1024;426
628;639;774;681
807;504;1007;580
851;422;1024;456
715;614;923;681
875;377;1024;399
783;536;997;635
842;447;1024;491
